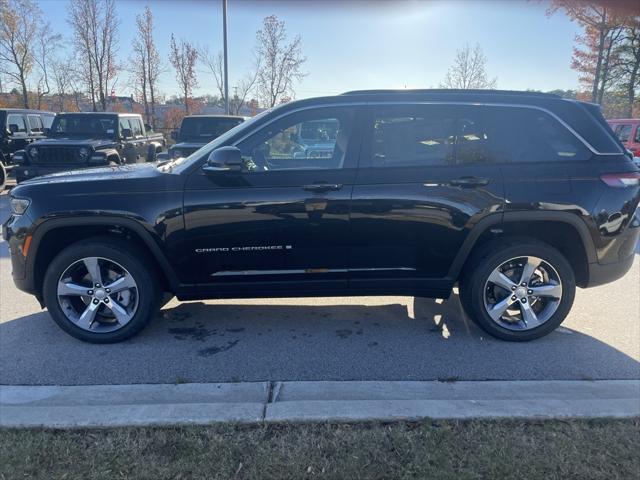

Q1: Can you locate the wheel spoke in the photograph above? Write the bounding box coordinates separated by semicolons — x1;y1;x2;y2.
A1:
529;282;562;299
104;299;133;325
487;269;517;291
488;295;516;321
519;257;542;285
76;302;99;329
519;301;541;328
83;258;103;286
105;275;136;294
57;282;89;296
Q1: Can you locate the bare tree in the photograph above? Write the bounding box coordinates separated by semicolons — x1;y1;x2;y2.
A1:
34;22;62;109
68;0;119;111
51;55;77;111
132;6;161;126
169;34;198;114
0;0;42;108
440;43;497;90
201;45;259;114
255;15;306;108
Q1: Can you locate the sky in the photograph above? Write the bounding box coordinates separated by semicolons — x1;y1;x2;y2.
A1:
37;0;583;101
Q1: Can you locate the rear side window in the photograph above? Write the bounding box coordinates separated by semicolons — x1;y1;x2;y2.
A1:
483;106;591;163
7;114;27;134
615;124;632;142
635;125;640;143
370;105;456;167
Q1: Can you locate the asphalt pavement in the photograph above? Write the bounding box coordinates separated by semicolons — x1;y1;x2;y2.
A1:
1;192;639;386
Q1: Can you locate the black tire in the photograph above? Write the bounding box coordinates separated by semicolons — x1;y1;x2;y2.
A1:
0;161;5;191
42;237;160;343
459;238;576;341
147;145;157;162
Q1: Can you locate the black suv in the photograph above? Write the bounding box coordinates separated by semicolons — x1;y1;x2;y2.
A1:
3;90;639;343
160;114;245;160
12;112;165;183
1;109;56;190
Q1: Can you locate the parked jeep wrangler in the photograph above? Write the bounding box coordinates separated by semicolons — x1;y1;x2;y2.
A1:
12;112;165;183
160;114;245;160
0;109;55;190
3;90;639;343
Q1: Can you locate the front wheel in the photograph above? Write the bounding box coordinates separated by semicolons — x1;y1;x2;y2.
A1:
43;238;160;343
459;239;576;341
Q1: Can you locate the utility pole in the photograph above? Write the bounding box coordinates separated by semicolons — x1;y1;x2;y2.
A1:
223;0;229;115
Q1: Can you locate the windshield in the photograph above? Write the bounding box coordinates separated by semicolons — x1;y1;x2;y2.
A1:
164;108;273;173
179;117;244;142
51;114;117;139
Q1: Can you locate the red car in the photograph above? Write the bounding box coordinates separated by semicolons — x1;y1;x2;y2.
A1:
608;119;640;159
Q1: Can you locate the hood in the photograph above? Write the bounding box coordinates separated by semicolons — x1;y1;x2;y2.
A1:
16;162;159;187
33;138;116;148
171;142;206;150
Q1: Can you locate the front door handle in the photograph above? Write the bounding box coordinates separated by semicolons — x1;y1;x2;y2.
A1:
449;176;490;188
303;183;343;193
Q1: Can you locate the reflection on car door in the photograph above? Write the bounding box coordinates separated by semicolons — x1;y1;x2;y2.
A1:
349;104;505;296
175;106;364;296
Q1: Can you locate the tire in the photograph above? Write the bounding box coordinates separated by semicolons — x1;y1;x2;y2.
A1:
42;237;160;343
0;161;5;191
459;238;576;342
147;145;157;162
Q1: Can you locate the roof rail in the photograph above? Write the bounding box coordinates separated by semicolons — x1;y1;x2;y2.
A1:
341;89;561;98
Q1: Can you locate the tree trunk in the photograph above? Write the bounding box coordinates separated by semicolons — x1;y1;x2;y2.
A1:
592;11;608;103
626;65;638;118
20;75;29;108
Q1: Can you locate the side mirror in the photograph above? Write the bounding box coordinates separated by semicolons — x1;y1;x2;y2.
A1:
170;130;178;140
121;128;132;139
8;124;19;134
145;124;152;131
203;146;243;173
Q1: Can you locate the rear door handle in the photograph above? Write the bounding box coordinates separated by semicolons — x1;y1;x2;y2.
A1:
449;176;490;187
303;183;343;193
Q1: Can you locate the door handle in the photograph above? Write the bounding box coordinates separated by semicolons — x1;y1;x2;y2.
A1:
448;176;490;187
303;183;343;193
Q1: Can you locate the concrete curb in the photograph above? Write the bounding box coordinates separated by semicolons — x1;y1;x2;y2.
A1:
1;380;638;428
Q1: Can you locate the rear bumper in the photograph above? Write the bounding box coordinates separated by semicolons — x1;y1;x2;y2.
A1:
585;222;639;288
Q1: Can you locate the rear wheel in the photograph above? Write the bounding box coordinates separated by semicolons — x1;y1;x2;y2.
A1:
459;239;575;341
43;238;160;343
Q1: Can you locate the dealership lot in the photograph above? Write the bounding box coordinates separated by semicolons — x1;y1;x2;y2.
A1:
1;193;638;386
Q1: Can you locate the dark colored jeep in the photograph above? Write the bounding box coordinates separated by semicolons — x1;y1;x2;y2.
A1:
0;109;55;190
3;90;639;344
12;112;165;183
161;115;245;160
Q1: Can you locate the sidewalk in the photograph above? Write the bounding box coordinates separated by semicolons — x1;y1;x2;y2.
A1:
1;380;638;428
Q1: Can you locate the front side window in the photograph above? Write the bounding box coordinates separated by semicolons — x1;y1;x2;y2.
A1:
130;118;144;137
237;108;354;171
119;118;131;136
28;115;43;133
616;124;632;142
371;105;456;167
7;114;27;134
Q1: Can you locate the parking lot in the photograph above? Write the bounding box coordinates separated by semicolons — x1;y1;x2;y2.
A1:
1;191;638;386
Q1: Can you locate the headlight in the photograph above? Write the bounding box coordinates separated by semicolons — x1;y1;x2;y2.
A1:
172;149;182;159
10;197;30;215
78;147;90;160
28;146;38;158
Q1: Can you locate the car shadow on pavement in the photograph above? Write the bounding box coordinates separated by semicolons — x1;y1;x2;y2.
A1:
1;293;638;385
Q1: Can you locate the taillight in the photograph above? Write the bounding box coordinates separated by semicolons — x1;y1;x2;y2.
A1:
600;172;640;187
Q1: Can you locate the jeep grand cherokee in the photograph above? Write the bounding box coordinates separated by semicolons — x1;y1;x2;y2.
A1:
3;90;639;343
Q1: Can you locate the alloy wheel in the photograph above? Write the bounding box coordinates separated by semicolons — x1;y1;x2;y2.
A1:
57;257;139;333
483;256;563;331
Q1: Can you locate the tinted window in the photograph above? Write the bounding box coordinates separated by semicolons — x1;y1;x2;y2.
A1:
483;106;591;163
28;115;43;133
52;115;117;137
238;108;354;171
615;124;632;142
180;117;243;141
7;114;27;134
370;105;456;167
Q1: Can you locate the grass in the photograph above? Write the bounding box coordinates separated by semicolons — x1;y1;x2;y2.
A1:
1;418;638;479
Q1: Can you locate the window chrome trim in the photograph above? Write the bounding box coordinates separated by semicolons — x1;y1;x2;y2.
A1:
229;100;622;156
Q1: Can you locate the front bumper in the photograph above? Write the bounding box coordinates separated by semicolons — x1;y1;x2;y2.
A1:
2;212;34;295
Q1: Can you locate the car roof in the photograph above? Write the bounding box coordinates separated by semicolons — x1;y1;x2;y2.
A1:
185;115;245;120
607;119;640;123
56;112;136;117
0;108;55;115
